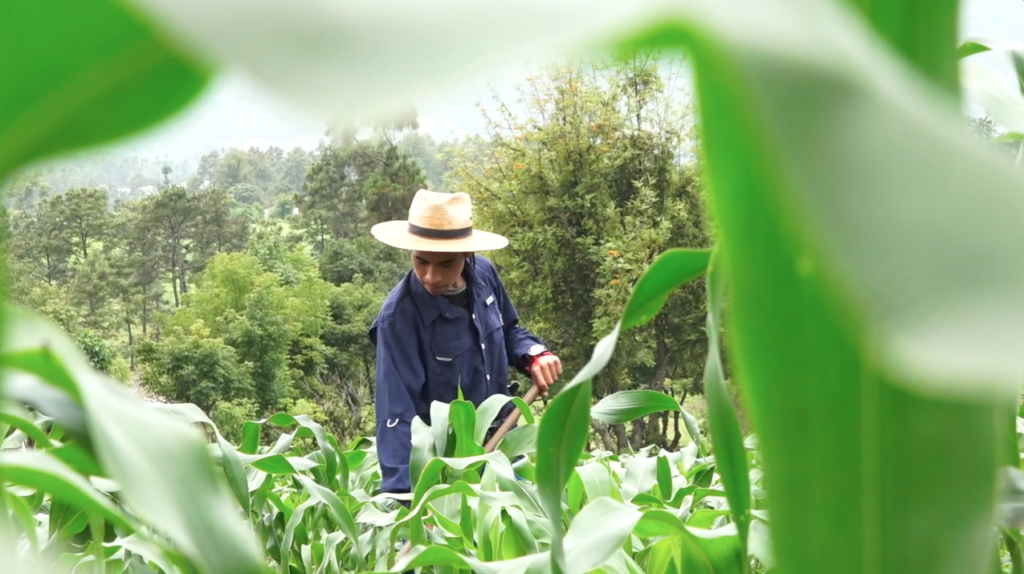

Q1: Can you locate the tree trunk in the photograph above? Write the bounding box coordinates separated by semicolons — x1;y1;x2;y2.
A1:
126;313;134;370
171;265;180;308
141;298;149;335
668;411;681;451
645;327;670;447
178;262;188;296
613;424;629;451
630;419;645;451
590;421;616;452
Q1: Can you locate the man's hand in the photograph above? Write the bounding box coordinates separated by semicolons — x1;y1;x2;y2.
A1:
530;354;562;396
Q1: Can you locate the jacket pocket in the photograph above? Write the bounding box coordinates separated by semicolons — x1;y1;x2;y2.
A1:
429;336;474;401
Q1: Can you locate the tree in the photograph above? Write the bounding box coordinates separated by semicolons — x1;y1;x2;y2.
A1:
447;55;710;450
142;186;196;307
60;187;111;262
1;170;52;212
399;131;453;190
296;129;426;287
189;186;250;274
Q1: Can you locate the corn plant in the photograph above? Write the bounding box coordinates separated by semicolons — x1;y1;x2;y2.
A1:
6;0;1024;573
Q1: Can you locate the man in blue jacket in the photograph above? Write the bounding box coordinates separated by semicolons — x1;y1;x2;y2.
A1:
369;189;562;495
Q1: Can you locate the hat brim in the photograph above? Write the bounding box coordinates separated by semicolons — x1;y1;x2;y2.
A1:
371;220;509;252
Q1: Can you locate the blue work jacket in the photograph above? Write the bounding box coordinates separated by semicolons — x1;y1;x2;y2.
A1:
369;255;542;494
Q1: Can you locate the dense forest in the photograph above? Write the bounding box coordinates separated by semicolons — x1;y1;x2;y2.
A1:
2;56;1009;453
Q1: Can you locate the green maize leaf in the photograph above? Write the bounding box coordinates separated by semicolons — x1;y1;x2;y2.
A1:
691;488;729;508
591;390;680;424
638;537;678;574
280;498;318;572
960;62;1024;135
244;413;339;486
620;248;713;331
842;0;958;91
6;488;39;552
500;512;527;560
680;409;704;457
428;503;472;547
0;410;54;449
561;497;640;574
384;499;647;574
577;463;621;503
410;416;435;485
3;350;81;402
153;402;251;514
566;469;585;514
449;399;484;458
109;534;182;574
531;246;710;572
621;456;658;499
0;451;132;532
996;466;1024;529
535;380;591;574
688;510;732;529
957;36;1024;59
295;475;363;564
2;370;89;444
406;483;482;529
701;255;752;557
510;397;537;425
748;519;776;571
377;544;541;574
634;510;743;573
630;493;666;509
617;1;1020;573
49;443;104;478
431;401;452;458
594;549;645;574
474;394;514;444
656;455;672;501
496;424;537;460
236;453;321;474
0;0;207;181
506;505;540;554
2;308;267;574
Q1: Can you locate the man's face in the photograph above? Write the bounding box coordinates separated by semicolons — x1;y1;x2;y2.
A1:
412;251;467;296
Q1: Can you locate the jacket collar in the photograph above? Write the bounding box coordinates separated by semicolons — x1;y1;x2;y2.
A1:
409;257;482;326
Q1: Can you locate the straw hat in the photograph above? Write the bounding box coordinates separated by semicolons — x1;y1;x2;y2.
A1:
370;189;508;252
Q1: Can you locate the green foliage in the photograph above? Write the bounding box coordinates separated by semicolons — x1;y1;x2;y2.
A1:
72;328;130;382
447;57;710;450
137;321;254;412
296;127;426;289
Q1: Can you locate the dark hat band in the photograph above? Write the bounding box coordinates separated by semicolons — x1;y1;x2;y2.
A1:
408;222;473;239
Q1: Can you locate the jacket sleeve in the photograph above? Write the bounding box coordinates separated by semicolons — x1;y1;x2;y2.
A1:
492;267;544;375
371;315;425;495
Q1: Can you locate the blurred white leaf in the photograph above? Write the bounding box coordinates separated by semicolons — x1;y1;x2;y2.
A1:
126;0;675;124
961;62;1024;133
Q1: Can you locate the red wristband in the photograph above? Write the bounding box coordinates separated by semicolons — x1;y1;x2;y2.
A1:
526;351;553;372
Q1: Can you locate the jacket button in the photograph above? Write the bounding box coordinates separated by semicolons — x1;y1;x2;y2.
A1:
487;375;491;381
481;344;485;349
